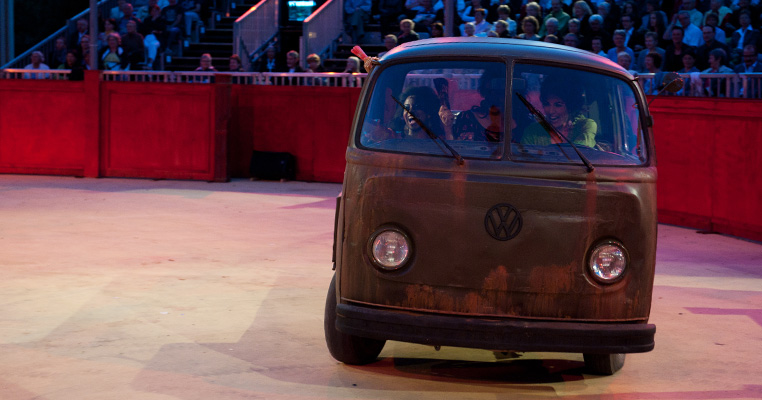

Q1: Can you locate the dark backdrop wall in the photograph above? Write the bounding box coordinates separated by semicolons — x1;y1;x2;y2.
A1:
14;0;89;56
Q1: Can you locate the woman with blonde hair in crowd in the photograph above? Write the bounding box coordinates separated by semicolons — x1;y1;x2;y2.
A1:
99;33;125;71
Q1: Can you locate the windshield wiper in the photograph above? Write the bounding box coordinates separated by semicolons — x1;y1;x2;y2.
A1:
391;95;464;166
514;92;594;173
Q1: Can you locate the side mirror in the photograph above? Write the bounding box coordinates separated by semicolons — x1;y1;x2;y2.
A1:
662;72;685;93
647;72;684;106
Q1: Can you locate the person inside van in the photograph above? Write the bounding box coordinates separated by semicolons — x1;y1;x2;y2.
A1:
520;81;597;148
399;86;448;139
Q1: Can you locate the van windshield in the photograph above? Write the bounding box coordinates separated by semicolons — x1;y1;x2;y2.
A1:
358;61;506;160
511;63;647;166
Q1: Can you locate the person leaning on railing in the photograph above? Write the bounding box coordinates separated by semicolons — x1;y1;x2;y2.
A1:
701;48;734;97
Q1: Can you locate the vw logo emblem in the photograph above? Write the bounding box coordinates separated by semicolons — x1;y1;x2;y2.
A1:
484;204;522;241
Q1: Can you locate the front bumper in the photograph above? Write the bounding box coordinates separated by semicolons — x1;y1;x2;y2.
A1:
336;303;655;354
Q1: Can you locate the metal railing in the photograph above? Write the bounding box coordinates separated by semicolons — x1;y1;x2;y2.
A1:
1;0;118;70
1;68;73;80
637;72;762;99
301;0;344;68
2;69;368;86
233;0;279;72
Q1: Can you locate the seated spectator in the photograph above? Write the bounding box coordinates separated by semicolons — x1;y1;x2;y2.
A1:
697;25;730;70
665;11;702;48
473;8;493;35
704;0;732;28
79;35;94;70
257;46;280;72
487;0;511;23
141;5;167;68
279;50;304;73
117;3;141;36
641;53;665;95
617;51;637;74
344;56;361;73
59;51;85;81
541;17;560;40
463;21;477;36
161;0;184;53
544;34;560;43
607;29;635;63
344;0;371;43
730;11;760;64
621;14;644;52
635;32;666;72
306;53;326;72
734;44;762;72
378;34;399;57
98;19;118;51
518;16;541;40
24;51;51;79
679;49;700;73
99;33;126;71
702;48;734;97
724;0;760;34
48;37;68;71
539;0;569;37
581;14;612;51
663;26;695;72
591;36;606;56
229;54;244;72
181;0;203;40
121;20;145;70
703;13;727;44
494;20;511;38
564;32;581;47
430;22;445;38
195;53;217;71
68;18;90;51
397;19;421;44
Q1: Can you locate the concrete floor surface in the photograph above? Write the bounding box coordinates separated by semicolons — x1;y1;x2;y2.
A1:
0;175;760;399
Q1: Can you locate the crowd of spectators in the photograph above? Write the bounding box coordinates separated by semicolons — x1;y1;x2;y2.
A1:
14;0;762;94
31;0;218;76
359;0;762;95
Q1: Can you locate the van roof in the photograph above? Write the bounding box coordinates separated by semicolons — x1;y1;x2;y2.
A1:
380;37;632;79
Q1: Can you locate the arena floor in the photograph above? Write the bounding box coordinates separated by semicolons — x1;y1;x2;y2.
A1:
0;175;760;400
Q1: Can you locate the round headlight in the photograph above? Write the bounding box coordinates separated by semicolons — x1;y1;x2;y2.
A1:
370;229;411;270
589;241;627;283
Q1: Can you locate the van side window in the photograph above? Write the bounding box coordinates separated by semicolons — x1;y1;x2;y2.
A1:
511;64;647;166
359;61;506;160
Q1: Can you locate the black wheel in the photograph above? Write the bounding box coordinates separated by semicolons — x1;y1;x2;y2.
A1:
583;353;626;375
324;274;386;365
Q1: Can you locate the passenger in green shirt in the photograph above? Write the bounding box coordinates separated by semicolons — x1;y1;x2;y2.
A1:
520;83;597;148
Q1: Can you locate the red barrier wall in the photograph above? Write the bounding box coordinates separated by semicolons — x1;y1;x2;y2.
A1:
651;97;762;242
229;85;361;182
1;77;760;242
0;78;96;176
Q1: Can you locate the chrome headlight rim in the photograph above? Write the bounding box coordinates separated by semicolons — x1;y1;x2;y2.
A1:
366;226;413;271
587;239;629;285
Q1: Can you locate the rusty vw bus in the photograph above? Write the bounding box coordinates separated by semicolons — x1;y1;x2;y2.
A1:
325;38;664;375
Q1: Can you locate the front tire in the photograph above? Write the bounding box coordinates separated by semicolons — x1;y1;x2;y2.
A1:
324;274;386;364
583;353;626;375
